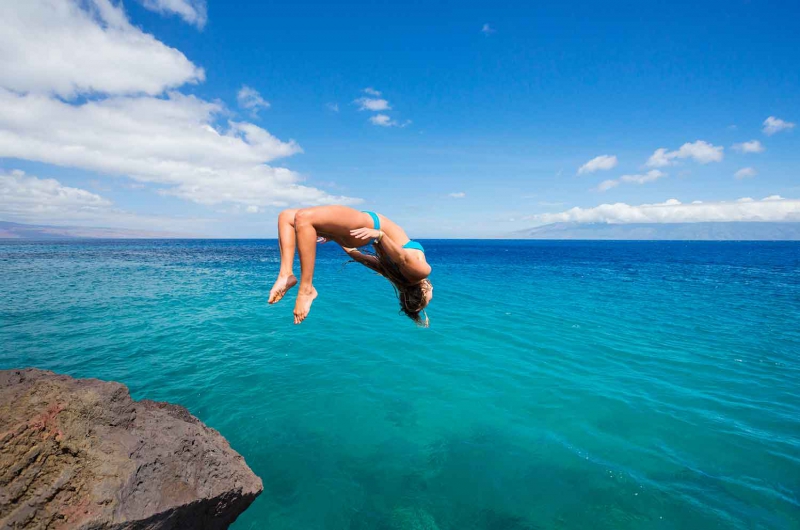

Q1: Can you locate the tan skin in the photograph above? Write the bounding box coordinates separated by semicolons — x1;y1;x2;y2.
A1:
268;206;432;324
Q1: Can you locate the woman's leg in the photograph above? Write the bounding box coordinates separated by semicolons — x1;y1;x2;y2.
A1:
268;209;299;304
292;208;319;324
290;206;372;324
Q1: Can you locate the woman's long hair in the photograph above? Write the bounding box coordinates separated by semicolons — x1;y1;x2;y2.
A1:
372;244;431;327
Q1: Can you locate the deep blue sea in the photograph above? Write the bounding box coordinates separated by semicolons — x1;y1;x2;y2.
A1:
1;240;799;529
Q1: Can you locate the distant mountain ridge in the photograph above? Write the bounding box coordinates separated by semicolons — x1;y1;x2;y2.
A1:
515;222;800;240
0;221;190;239
4;220;800;241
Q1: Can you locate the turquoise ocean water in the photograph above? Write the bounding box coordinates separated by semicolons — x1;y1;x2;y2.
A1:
1;239;799;529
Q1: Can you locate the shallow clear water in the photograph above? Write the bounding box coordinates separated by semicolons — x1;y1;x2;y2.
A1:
1;240;799;530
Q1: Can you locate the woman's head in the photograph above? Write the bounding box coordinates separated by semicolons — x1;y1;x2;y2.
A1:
374;245;433;326
397;278;433;326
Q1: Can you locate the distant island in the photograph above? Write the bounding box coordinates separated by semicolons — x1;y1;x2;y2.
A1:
0;221;194;239
4;220;800;241
515;222;800;240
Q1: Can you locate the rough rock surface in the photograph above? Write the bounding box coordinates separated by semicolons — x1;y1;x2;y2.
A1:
0;369;262;529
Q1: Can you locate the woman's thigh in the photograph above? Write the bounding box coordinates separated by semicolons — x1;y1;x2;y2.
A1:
296;206;375;247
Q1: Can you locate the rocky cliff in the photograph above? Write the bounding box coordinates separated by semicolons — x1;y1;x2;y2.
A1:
0;369;262;529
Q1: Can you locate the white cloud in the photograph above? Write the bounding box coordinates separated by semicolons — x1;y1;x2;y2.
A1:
0;170;203;231
326;102;340;112
368;114;410;127
0;89;359;208
596;180;619;192
732;140;765;153
596;170;666;192
370;114;393;126
0;0;204;98
734;167;757;179
578;155;618;175
0;1;356;211
355;97;391;112
530;196;800;225
363;87;382;96
140;0;207;28
1;169;110;217
762;116;795;136
448;192;466;198
646;140;724;167
237;85;270;115
481;23;495;35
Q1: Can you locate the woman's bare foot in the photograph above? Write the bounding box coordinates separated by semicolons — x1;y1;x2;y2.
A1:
268;274;297;304
293;287;318;324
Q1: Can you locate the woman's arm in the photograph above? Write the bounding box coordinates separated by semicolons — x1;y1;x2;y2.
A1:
349;228;429;282
349;228;407;266
340;245;381;273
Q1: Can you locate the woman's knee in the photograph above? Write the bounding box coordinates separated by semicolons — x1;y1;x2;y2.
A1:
278;208;298;226
294;208;315;227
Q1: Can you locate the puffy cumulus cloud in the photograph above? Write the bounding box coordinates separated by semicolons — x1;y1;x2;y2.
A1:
237;85;271;115
448;192;466;198
140;0;207;29
0;89;359;208
734;167;757;179
732;140;765;153
355;97;391;112
646;140;723;167
530;196;800;225
0;170;203;231
0;0;355;213
762;116;795;136
577;155;617;175
596;170;666;192
0;0;204;98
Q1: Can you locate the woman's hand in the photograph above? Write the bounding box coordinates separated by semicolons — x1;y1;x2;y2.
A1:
350;227;382;241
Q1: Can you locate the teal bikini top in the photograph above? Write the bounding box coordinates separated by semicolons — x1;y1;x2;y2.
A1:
402;240;425;253
363;210;424;253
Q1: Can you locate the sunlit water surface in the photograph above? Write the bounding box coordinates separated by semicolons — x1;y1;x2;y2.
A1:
1;240;799;529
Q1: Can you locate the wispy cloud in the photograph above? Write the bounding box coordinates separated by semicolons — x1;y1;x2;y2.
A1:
734;167;757;179
237;85;270;116
363;87;382;96
448;192;466;198
355;97;391;111
139;0;207;29
578;155;618;175
646;140;723;167
368;114;410;128
326;102;340;112
762;116;795;136
596;170;666;192
0;169;204;232
732;140;765;153
529;196;800;225
481;23;495;35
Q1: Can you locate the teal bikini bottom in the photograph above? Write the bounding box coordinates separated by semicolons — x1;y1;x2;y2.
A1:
362;211;424;253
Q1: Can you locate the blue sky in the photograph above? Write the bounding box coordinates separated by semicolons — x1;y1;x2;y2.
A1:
1;0;798;237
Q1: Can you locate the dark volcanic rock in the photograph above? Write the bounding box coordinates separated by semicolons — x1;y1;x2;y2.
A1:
0;369;262;529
